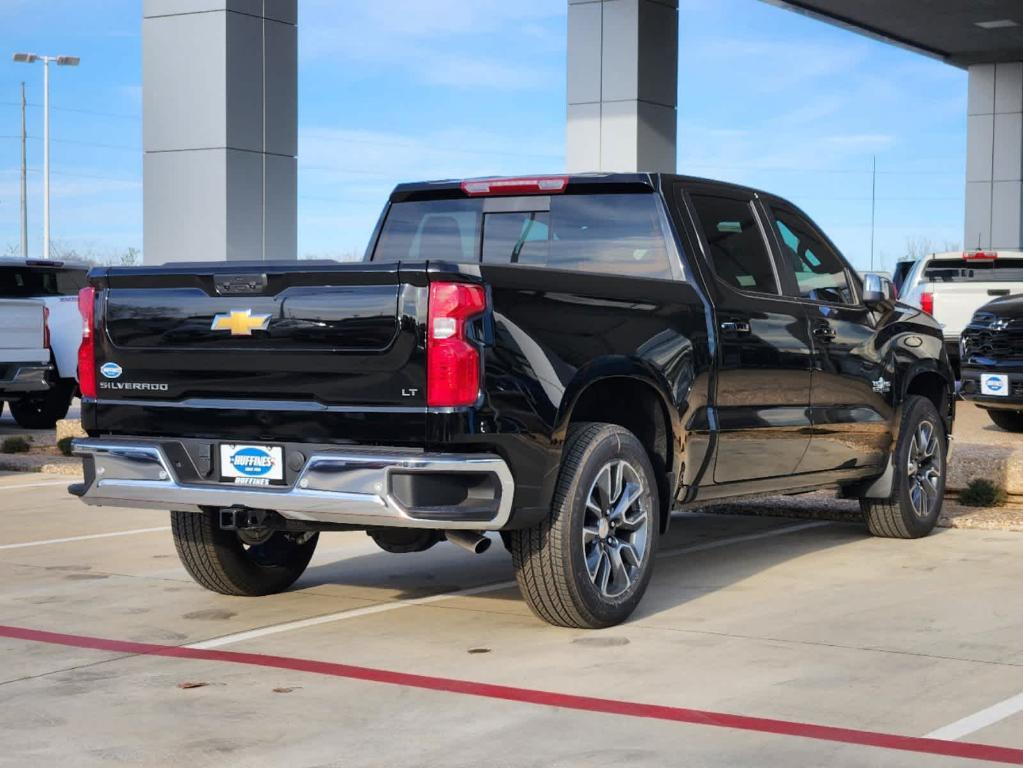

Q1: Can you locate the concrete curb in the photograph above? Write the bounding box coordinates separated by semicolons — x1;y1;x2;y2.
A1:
947;441;1023;495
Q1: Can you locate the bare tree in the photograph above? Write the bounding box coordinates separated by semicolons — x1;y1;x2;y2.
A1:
904;236;934;261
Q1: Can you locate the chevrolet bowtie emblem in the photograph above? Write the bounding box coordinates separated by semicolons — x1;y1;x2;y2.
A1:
211;309;271;336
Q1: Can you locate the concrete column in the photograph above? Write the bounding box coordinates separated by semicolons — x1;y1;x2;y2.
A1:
966;62;1023;251
142;0;297;264
566;0;678;173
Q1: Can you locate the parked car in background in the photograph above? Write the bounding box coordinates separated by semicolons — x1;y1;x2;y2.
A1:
0;298;52;424
70;173;954;629
0;259;89;427
892;258;915;294
899;250;1023;375
960;293;1023;431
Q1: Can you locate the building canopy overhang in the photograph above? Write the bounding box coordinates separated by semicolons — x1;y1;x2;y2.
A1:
766;0;1023;67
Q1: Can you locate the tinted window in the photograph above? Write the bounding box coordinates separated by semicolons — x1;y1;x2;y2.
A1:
923;258;1023;283
482;211;550;265
374;193;675;279
771;207;853;304
0;266;87;297
372;199;479;261
544;194;671;277
689;194;777;294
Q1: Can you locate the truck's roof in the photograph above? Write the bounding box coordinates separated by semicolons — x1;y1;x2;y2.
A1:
0;257;90;271
390;172;764;202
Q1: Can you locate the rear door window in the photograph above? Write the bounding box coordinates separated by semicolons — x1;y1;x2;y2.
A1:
688;193;778;294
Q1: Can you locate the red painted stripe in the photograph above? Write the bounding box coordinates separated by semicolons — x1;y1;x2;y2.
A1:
3;624;1022;765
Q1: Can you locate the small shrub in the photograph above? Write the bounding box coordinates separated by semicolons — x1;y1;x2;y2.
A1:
1;436;31;454
57;437;75;457
958;478;1007;508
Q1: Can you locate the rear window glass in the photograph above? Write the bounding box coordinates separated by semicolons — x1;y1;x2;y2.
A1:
923;259;1023;283
372;194;675;279
0;266;87;297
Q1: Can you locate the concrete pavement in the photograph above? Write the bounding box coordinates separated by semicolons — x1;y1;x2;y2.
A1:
1;473;1022;766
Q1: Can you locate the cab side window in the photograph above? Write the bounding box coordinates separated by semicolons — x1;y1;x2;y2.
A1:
689;193;778;294
771;206;854;304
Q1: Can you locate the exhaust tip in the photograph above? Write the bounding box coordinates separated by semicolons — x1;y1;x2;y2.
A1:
445;530;491;555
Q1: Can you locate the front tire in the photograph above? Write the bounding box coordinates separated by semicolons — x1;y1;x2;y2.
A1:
860;395;946;539
171;510;318;596
510;423;659;629
988;409;1023;432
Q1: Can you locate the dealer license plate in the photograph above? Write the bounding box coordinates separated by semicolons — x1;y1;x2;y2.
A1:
220;444;285;485
981;374;1009;397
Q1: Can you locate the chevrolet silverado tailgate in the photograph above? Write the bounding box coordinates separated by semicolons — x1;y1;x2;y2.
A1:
0;298;47;364
88;261;428;443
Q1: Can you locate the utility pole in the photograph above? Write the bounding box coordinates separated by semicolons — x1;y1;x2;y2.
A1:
12;52;80;260
19;81;28;259
870;155;877;273
42;56;49;260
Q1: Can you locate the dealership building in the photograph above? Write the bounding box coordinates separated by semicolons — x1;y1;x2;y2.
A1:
142;0;1023;262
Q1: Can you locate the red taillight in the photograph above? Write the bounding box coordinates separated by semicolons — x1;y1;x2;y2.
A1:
963;250;998;261
460;176;568;197
427;282;486;407
77;286;97;398
42;306;50;349
920;291;934;316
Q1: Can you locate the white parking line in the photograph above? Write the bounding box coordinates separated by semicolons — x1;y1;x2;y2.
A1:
0;527;170;551
0;480;77;491
925;690;1023;741
189;520;831;650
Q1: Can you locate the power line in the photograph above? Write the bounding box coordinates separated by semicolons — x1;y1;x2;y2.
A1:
0;100;140;121
0;133;140;152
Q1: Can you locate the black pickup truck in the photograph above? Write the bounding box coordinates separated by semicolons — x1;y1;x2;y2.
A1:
960;293;1023;431
71;174;955;628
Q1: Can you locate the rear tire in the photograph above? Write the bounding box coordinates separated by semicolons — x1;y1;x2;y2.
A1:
171;510;318;596
988;409;1023;432
10;378;74;429
509;423;659;629
860;395;946;539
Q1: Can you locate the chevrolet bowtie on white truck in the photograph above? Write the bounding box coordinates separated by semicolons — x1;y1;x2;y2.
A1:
0;259;89;427
70;174;955;628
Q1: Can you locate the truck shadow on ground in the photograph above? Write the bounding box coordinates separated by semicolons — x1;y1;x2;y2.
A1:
293;513;885;622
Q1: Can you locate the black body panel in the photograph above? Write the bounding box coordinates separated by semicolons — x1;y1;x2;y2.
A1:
960;294;1023;408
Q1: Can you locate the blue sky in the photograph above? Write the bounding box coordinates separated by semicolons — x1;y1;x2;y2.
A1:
0;0;966;271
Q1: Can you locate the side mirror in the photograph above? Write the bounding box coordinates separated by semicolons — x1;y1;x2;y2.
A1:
862;273;896;309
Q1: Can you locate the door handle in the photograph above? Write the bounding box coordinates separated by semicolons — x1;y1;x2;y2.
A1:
720;320;751;334
812;323;837;341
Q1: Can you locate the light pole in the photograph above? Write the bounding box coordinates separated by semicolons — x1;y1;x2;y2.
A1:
13;52;80;260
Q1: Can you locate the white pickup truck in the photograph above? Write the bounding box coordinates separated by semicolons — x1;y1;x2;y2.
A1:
0;298;51;422
0;259;89;427
898;250;1023;374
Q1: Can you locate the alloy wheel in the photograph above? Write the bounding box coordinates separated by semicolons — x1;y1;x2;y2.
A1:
582;459;650;598
906;420;941;519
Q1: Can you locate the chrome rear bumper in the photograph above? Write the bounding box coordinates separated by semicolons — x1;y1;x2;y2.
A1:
70;439;514;530
0;364;51;393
